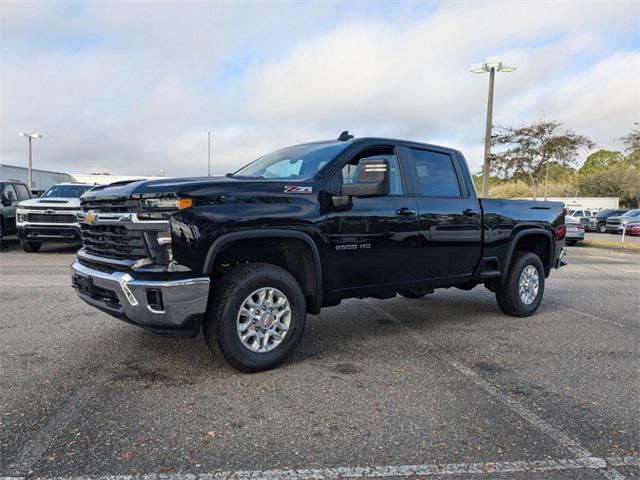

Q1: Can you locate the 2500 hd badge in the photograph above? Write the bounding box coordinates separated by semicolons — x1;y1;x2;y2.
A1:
71;132;567;372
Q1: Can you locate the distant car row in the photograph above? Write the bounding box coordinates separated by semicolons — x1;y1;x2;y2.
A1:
0;181;94;251
564;208;640;246
566;208;640;235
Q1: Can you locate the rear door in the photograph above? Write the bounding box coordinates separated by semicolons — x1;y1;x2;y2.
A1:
405;147;482;281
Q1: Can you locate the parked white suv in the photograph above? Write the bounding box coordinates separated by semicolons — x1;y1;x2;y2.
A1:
16;183;95;252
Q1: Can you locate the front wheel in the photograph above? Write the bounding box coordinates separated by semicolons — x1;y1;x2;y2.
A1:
203;263;306;372
495;251;545;317
598;223;607;233
21;241;41;252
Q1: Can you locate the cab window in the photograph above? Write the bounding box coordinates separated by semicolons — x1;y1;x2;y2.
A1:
341;147;403;195
410;148;461;197
3;184;19;203
15;184;31;200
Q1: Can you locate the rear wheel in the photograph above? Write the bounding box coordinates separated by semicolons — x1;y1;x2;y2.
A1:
21;240;41;252
399;288;430;299
566;239;577;246
495;251;545;317
0;221;4;250
203;263;306;372
598;223;607;233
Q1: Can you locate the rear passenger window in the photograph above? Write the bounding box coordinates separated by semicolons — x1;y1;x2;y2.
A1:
410;149;461;197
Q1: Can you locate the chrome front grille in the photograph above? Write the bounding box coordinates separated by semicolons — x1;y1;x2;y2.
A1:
26;213;77;223
81;224;147;260
80;198;148;260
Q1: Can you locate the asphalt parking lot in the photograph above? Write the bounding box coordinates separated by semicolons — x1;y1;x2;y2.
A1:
1;243;639;479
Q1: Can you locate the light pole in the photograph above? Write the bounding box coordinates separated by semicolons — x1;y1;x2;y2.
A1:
18;132;42;191
470;57;516;197
208;131;211;177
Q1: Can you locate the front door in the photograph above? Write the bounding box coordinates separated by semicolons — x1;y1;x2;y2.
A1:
323;145;420;291
1;184;19;234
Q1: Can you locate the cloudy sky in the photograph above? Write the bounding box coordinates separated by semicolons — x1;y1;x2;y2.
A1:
1;0;638;177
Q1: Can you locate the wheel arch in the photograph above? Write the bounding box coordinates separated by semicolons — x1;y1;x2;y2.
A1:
203;229;323;314
502;228;555;282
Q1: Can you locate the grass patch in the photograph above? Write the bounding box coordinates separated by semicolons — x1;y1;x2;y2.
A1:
581;239;640;252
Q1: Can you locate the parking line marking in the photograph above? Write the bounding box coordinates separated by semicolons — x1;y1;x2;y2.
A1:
3;456;639;480
365;301;627;480
546;302;628;328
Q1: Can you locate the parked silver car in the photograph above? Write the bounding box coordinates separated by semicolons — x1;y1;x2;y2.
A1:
606;209;640;233
565;217;585;245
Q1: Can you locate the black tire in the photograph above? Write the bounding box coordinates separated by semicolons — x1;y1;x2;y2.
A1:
495;251;545;317
598;223;607;233
21;240;41;252
565;239;577;246
203;263;306;373
0;221;4;250
399;288;429;299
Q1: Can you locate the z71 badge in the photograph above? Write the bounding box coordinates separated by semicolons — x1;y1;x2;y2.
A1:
284;186;312;194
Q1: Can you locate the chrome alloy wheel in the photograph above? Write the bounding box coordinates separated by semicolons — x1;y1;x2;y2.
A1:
237;287;291;353
518;265;540;305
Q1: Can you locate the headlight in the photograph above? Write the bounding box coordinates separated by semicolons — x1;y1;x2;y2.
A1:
17;213;25;222
142;197;192;210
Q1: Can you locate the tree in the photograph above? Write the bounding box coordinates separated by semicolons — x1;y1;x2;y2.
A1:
576;167;640;208
620;129;640;167
491;121;594;198
578;149;624;176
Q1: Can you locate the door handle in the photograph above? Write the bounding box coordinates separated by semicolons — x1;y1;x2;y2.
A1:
463;208;478;216
396;207;416;216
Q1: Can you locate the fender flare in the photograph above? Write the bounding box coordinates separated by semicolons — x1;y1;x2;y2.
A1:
203;229;323;312
502;228;555;281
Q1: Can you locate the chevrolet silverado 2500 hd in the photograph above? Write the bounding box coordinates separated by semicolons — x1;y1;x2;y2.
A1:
71;134;567;372
17;183;95;252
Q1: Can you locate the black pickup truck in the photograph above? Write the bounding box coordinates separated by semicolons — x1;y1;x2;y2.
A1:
71;134;566;372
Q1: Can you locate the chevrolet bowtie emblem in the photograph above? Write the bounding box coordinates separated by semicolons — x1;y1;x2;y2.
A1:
84;210;97;224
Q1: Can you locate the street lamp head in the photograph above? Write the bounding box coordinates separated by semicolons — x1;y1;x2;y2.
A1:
18;132;26;137
470;57;517;74
18;132;42;138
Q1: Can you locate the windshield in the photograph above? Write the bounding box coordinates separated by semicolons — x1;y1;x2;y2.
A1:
234;142;350;180
42;184;93;198
622;209;640;217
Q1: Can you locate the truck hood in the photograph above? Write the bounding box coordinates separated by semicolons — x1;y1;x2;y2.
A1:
82;176;317;200
18;197;82;208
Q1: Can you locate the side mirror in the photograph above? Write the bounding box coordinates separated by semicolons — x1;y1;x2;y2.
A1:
0;195;10;207
341;157;390;197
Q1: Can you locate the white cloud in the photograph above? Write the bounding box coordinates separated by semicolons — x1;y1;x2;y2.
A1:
1;0;638;177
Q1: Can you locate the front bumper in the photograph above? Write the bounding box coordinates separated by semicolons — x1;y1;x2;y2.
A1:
17;225;81;243
71;260;210;330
